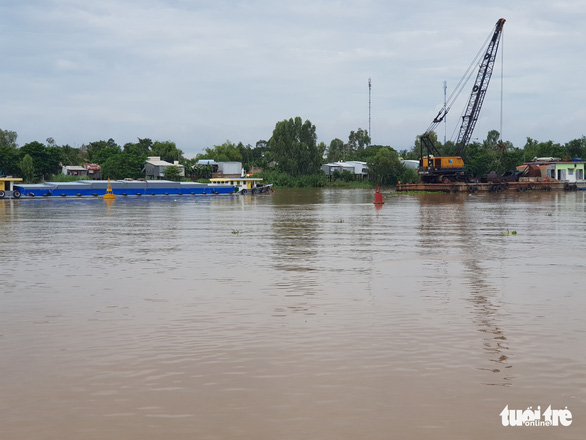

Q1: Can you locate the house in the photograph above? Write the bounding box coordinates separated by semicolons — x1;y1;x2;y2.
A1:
321;162;355;175
62;165;88;178
214;161;243;178
144;156;185;179
61;164;102;179
196;160;245;178
547;159;584;182
84;163;102;180
520;158;585;182
321;161;368;179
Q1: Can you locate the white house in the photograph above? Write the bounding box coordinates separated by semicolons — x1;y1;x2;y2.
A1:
217;162;242;177
321;161;368;179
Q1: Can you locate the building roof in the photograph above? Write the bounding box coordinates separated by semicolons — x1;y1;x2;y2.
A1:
527;157;583;164
145;157;184;167
210;177;263;182
322;162;354;168
146;160;172;166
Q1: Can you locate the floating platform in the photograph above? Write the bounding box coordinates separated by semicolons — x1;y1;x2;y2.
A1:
14;180;235;198
396;180;582;193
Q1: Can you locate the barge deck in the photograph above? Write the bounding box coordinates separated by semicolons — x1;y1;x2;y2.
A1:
13;179;235;198
396;180;581;193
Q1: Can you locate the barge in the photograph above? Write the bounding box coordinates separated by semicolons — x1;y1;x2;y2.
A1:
396;180;580;193
399;158;586;192
12;179;234;198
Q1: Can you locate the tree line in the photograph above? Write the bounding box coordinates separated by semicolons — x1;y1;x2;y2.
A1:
2;122;585;185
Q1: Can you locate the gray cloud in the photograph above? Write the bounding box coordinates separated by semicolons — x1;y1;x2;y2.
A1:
1;0;585;156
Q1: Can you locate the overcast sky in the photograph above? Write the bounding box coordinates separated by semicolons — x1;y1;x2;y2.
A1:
1;0;584;157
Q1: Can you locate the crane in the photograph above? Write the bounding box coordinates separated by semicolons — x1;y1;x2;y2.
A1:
418;18;506;183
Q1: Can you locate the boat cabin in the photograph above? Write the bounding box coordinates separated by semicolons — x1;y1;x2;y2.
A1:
210;177;264;190
0;177;24;198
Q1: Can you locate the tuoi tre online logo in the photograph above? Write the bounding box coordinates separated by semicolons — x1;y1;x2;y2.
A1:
500;405;572;427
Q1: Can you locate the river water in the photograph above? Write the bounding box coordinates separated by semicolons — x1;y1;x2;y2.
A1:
1;188;585;439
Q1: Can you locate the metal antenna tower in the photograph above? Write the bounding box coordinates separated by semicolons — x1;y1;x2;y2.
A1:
368;78;372;140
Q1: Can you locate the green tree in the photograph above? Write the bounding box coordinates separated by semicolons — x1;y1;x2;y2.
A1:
93;145;122;165
163;165;182;181
347;128;371;156
198;141;243;162
85;139;118;163
415;131;441;157
0;129;20;175
366;146;403;185
269;117;323;176
182;158;212;180
151;140;183;163
0;146;20;175
522;138;564;161
45;146;64;179
236;142;252;167
20;154;35;183
0;129;18;148
101;152;146;179
19;141;61;180
465;149;494;178
122;138;153;159
326;138;346;161
18;141;46;173
398;167;419;184
60;145;83;165
500;147;524;174
565;137;586;160
482;129;501;151
250;140;270;168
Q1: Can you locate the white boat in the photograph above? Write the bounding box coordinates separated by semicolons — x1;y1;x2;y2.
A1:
209;177;273;195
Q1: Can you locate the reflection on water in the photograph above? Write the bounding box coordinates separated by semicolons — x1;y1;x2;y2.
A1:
418;195;513;386
1;190;585;439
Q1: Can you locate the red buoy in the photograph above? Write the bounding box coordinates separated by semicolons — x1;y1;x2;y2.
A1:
374;184;384;205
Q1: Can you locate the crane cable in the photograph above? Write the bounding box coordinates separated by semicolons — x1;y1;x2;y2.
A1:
425;25;499;138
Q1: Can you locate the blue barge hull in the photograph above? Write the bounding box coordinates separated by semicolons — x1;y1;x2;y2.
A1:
14;180;234;198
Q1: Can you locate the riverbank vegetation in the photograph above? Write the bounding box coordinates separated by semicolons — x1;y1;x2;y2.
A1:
1;121;585;186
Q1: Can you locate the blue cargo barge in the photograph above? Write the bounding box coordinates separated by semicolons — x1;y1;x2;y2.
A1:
14;179;234;198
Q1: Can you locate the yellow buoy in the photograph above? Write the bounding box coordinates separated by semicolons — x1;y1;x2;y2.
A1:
103;178;116;200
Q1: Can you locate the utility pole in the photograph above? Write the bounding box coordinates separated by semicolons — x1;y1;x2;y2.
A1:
368;78;372;141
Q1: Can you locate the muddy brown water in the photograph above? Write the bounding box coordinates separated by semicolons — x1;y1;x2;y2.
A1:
1;189;585;439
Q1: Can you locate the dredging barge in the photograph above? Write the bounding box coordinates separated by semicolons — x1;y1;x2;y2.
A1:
396;179;581;193
399;157;585;193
